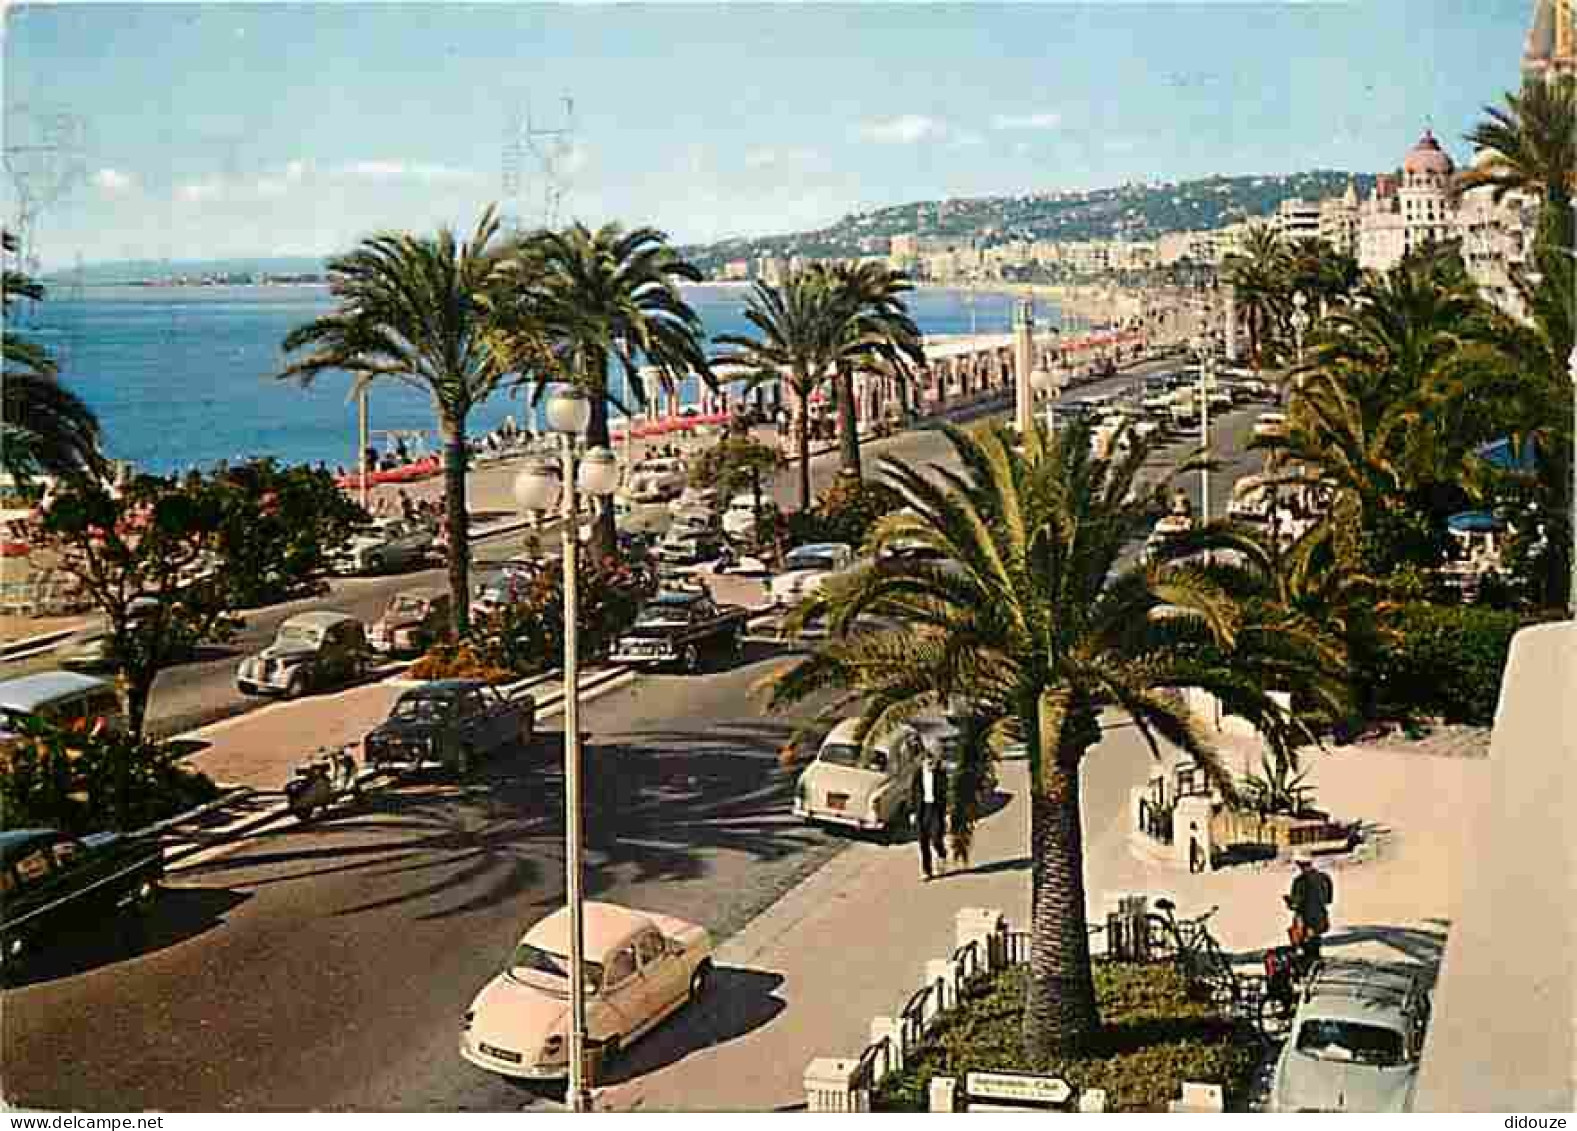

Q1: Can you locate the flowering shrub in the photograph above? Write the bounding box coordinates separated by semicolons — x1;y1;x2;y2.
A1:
405;641;515;684
786;476;904;547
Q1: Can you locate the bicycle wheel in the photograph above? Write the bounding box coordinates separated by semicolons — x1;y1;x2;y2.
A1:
1142;914;1179;962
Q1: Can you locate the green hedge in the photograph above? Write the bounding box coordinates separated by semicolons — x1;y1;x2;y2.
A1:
1366;603;1526;726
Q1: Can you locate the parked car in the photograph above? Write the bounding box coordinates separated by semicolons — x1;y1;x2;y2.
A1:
794;718;925;834
1267;960;1432;1112
56;597;165;672
235;611;371;698
1253;412;1289;441
769;542;855;608
627;458;687;503
0;827;163;979
461;901;713;1082
364;679;536;776
608;589;750;672
654;528;726;568
369;587;451;656
472;565;540;618
0;672;127;748
667;486;718;515
1144;514;1195;562
330;518;433;575
669;506;722;539
722;492;762;541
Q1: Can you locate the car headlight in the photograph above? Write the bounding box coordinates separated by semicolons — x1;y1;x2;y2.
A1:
542;1034;565;1061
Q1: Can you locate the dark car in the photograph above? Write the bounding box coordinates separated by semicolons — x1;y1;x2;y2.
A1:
608;590;750;673
363;679;536;776
654;529;726;567
0;827;163;979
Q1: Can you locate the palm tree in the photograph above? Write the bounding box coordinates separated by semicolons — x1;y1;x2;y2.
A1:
508;222;712;560
822;262;925;479
277;206;515;637
1222;223;1290;371
2;230;104;483
713;271;846;511
763;419;1335;1055
1458;75;1575;253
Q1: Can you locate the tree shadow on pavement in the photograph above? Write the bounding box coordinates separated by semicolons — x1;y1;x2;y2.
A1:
598;966;788;1087
1319;921;1451;971
4;886;250;988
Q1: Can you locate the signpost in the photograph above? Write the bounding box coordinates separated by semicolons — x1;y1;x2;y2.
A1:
963;1071;1074;1112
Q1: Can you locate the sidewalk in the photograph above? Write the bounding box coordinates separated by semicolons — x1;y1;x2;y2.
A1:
597;719;1487;1112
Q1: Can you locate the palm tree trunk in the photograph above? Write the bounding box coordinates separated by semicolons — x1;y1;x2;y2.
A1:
796;386;812;511
583;349;618;563
1022;761;1100;1058
440;414;471;638
835;364;861;479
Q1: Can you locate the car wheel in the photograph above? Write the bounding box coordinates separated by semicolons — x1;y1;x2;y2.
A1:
366;553;384;574
285;671;308;700
681;645;700;674
688;960;712;1006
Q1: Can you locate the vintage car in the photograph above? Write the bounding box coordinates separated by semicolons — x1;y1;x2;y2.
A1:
626;458;688;504
1;827;163;979
1144;514;1195;563
794;718;925;834
653;528;726;568
667;486;719;515
1253;411;1289;441
472;567;537;619
669;506;721;539
330;517;434;576
1268;961;1432;1112
608;590;749;673
721;492;760;541
364;679;536;776
235;611;371;698
369;587;451;656
769;542;854;608
461;901;713;1082
57;597;169;672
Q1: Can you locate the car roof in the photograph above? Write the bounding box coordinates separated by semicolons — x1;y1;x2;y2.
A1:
823;717;908;751
524;901;657;958
1299;962;1425;1028
401;678;486;696
282;611;358;630
0;828;57;853
791;542;851;556
0;671;115;710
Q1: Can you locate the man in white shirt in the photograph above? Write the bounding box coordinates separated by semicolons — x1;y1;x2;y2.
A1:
909;749;950;881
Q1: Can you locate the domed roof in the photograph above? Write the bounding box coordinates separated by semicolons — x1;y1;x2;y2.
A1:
1403;130;1455;176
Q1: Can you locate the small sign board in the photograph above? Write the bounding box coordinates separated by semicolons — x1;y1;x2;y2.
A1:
965;1071;1073;1107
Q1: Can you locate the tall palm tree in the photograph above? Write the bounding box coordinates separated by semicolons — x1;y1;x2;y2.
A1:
1458;75;1575;253
2;230;104;483
714;271;846;511
277;206;515;636
1222;223;1290;371
822;262;925;479
507;222;712;561
764;419;1336;1055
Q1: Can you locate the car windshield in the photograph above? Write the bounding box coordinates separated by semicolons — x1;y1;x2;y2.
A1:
276;626;321;648
1295;1020;1407;1067
636;603;692;627
509;942;603;995
786;551;837;572
391;694;453;722
818;742;887;771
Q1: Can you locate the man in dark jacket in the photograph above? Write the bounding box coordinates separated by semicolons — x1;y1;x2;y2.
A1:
1284;854;1334;958
911;749;949;881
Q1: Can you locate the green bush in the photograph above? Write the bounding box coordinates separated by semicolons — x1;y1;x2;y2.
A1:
1365;602;1527;725
874;961;1260;1112
786;476;904;547
1;714;221;834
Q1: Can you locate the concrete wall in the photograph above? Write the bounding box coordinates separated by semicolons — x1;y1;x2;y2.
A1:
1413;622;1575;1111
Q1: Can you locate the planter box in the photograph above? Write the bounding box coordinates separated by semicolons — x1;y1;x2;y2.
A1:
1211;807;1349;855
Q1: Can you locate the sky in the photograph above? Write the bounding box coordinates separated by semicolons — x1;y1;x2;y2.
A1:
2;0;1538;270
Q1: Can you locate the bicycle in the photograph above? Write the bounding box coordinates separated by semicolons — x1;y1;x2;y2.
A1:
1144;899;1269;1034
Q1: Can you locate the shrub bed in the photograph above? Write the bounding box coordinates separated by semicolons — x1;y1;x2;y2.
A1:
874;961;1261;1113
1366;602;1529;726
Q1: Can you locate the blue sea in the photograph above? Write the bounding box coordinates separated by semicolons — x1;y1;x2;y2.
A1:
15;284;1047;475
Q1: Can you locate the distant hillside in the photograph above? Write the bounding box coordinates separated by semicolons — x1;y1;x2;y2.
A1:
680;170;1376;271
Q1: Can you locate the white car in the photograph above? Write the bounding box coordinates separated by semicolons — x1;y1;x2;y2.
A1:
1145;514;1195;562
1253;412;1288;441
330;518;433;575
722;493;761;541
1267;961;1432;1112
461;902;713;1082
794;718;924;833
627;459;687;503
769;542;854;608
668;486;718;515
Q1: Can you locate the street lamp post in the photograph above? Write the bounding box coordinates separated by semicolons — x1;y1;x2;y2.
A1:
512;387;620;1114
1193;334;1213;528
1290;291;1310;401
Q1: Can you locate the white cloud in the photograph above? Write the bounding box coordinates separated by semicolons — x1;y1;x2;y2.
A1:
92;168;135;194
340;160;479;183
176;180;222;204
858;115;947;145
991;112;1064;131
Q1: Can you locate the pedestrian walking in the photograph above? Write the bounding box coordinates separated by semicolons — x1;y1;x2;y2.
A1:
1284;853;1334;959
397;488;416;522
910;748;950;881
1188;822;1207;874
